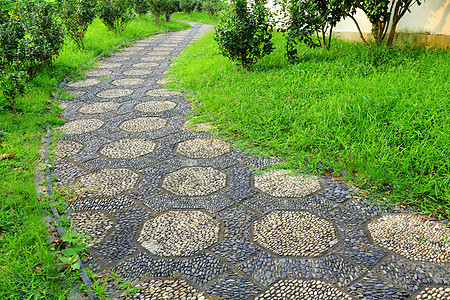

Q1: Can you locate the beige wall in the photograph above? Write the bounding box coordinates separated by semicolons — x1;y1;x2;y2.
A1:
334;0;450;35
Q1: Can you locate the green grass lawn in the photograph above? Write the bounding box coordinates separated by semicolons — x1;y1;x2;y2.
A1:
0;16;190;299
169;32;450;218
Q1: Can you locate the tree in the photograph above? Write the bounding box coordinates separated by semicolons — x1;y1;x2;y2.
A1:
58;0;97;49
275;0;345;60
97;0;135;33
341;0;422;47
149;0;174;24
215;0;274;69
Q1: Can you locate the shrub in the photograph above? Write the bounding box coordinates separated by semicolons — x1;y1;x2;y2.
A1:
133;0;151;16
58;0;97;49
275;0;345;60
215;0;274;69
0;0;64;113
97;0;135;33
202;0;222;17
180;0;196;14
0;0;64;77
0;71;26;114
149;0;176;24
148;0;166;24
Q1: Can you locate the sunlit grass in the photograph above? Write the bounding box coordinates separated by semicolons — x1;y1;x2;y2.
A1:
169;32;450;218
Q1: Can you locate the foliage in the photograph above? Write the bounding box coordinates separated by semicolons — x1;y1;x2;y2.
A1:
58;0;97;49
275;0;345;60
133;0;151;15
97;0;135;33
0;71;26;114
0;0;64;113
180;0;197;14
202;0;223;17
170;32;450;218
54;234;87;271
214;0;274;69
149;0;170;24
0;0;64;78
342;0;422;47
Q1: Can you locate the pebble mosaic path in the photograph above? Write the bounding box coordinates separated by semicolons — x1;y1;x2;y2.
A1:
52;23;450;299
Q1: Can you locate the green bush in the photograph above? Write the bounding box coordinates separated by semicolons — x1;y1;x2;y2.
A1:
149;0;176;24
0;0;64;76
0;0;64;112
215;0;274;69
133;0;151;16
97;0;135;33
202;0;222;17
58;0;97;49
180;0;196;14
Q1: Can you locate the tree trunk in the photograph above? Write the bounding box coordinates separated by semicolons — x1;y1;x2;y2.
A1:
386;20;399;47
346;12;369;47
327;26;333;49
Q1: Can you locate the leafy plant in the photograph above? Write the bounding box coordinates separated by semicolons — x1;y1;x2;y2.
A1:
180;0;196;14
0;71;26;114
57;0;97;49
0;0;65;79
202;0;223;17
54;233;87;271
133;0;151;16
116;277;143;297
149;0;176;24
275;0;345;61
97;0;135;33
214;0;274;69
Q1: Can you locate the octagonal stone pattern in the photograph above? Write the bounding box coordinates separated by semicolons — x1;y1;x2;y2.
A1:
368;214;450;263
135;100;176;113
132;62;159;68
99;138;156;159
140;56;166;61
97;89;134;98
74;168;140;197
68;78;101;88
119;117;167;132
110;78;145;86
97;62;122;69
416;287;450;299
176;138;231;158
70;211;114;245
122;69;153;76
145;89;181;97
78;102;121;114
253;210;338;256
255;279;352;300
87;69;112;77
137;210;220;257
124;279;209;300
254;169;321;198
53;140;83;159
162;167;227;196
53;25;450;299
59;119;104;135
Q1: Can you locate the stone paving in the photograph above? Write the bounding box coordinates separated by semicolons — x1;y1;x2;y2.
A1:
53;23;450;299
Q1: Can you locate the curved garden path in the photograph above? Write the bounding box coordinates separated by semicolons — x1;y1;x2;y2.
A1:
54;23;450;299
